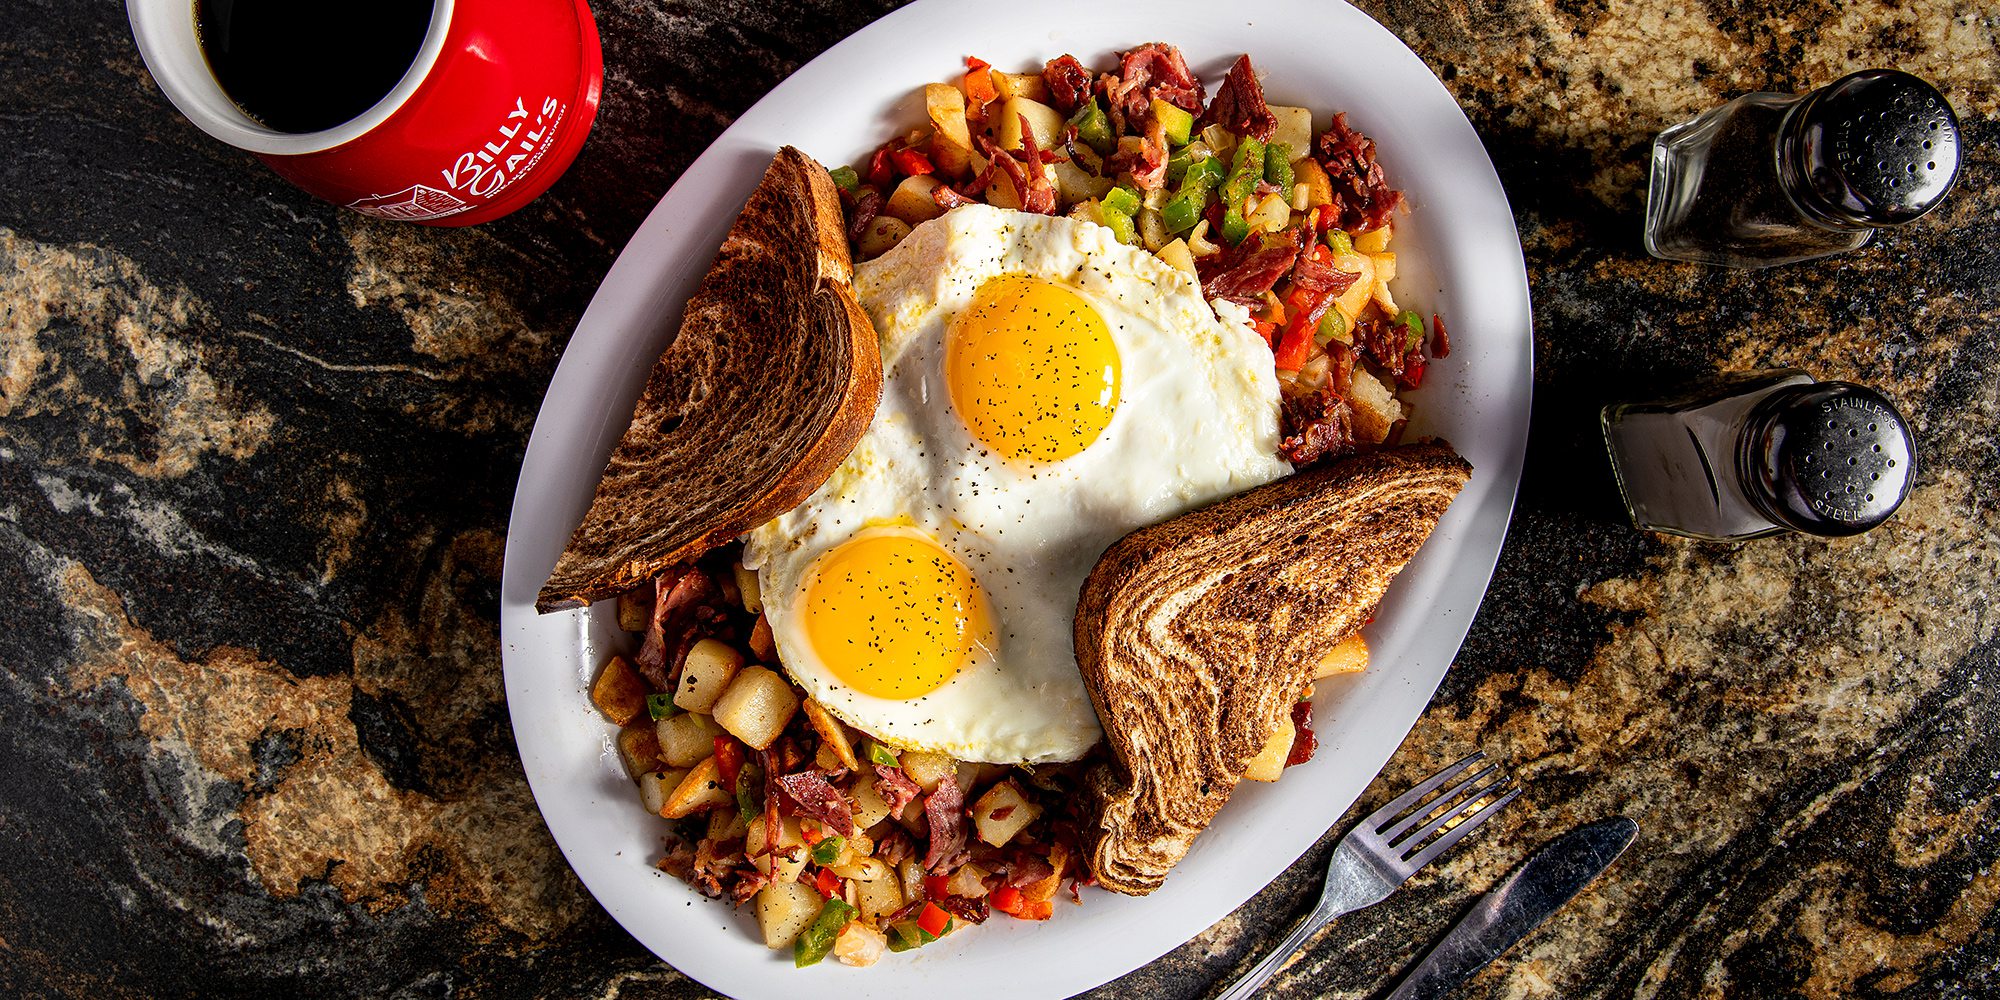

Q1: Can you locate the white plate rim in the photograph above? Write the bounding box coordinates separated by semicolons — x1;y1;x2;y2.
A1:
499;1;1534;997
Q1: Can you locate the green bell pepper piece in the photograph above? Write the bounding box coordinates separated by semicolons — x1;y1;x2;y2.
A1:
1151;98;1195;146
1162;157;1227;233
794;899;858;967
1399;309;1426;351
1097;201;1140;245
1220;208;1251;246
1323;228;1354;256
1221;137;1265;214
810;836;845;866
1264;142;1294;190
1068;100;1115;157
861;740;898;767
645;693;678;721
828;166;860;192
1102;185;1142;218
1315;309;1350;346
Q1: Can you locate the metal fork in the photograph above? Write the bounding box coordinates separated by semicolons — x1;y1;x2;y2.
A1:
1214;751;1521;1000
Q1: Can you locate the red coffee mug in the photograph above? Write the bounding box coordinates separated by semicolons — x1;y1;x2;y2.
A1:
128;0;602;226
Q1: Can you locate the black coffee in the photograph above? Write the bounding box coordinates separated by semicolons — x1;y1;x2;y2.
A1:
196;0;433;134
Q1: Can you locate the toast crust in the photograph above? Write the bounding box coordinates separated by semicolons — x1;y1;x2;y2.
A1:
537;147;883;612
1074;442;1471;894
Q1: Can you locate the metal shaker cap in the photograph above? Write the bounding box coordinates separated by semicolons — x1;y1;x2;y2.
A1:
1739;382;1916;536
1785;69;1960;227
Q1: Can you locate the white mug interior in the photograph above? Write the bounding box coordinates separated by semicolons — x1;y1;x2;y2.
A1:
125;0;456;156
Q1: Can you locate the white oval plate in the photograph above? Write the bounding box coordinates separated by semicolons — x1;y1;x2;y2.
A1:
501;0;1532;996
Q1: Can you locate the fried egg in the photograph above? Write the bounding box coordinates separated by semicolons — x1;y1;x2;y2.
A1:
743;205;1289;764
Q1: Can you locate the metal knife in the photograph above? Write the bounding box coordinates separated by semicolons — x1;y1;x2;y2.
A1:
1383;816;1639;1000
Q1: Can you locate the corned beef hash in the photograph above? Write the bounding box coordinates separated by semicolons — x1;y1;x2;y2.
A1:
587;43;1447;968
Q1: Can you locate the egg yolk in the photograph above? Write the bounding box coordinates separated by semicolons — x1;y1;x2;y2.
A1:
801;530;990;699
947;275;1121;463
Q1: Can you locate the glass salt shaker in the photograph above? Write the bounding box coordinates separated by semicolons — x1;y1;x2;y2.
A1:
1602;371;1916;541
1644;69;1960;268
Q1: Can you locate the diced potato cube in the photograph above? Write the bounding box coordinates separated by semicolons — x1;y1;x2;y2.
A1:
895;795;929;837
1331;253;1376;326
655;711;722;768
1022;842;1068;903
732;562;762;613
1267;105;1314;161
1139;207;1169;251
1355;223;1392;254
1315;634;1371;678
1243;715;1297;782
885;174;946;225
815;741;844;771
711;665;800;751
801;699;859;771
638;768;691;816
972;781;1042;847
834;921;888;967
1053;159;1114;205
898;858;927;903
1370;251;1397;285
1293;158;1333;208
616;589;651;632
1350;368;1405;445
591;655;649;727
1157;238;1197;274
1371;270;1400;315
674;639;743;714
856;214;912;258
851;776;894;831
900;751;956;793
854;866;906;921
987;168;1024;211
747;811;806;882
925;83;973;179
1248;192;1290;234
662;756;732;818
708;805;750;842
990;70;1049;102
828;855;889;882
616;724;662;779
946;862;991;898
757;880;822;949
994;96;1065;152
747;616;776;662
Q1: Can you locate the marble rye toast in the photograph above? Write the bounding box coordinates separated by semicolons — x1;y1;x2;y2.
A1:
537;147;883;612
1074;442;1471;894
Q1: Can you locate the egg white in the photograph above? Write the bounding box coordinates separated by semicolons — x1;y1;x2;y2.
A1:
743;205;1290;764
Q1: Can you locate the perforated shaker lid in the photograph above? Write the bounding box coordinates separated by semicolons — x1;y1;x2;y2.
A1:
1787;69;1960;227
1739;382;1916;536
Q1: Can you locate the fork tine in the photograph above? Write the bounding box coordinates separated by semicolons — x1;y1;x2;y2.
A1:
1365;751;1485;833
1378;762;1501;845
1399;785;1521;871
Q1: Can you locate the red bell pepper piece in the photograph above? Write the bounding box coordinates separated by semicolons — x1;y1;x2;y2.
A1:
1314;204;1339;233
712;736;744;790
923;874;949;900
1273;320;1315;371
990;886;1024;914
1286;700;1318;766
1252;319;1277;347
814;868;842;899
917;901;953;938
963;56;997;104
889;147;934;177
866;145;895;189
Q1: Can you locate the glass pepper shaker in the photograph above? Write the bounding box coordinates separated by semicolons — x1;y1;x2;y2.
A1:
1644;69;1961;268
1601;371;1916;541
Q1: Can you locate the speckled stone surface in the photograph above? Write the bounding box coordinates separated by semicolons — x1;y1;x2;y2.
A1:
2;1;1996;997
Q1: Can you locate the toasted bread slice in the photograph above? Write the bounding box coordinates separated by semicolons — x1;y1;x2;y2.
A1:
1074;442;1471;894
537;147;883;612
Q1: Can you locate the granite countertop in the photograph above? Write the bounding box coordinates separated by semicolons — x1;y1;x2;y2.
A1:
4;1;1997;997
